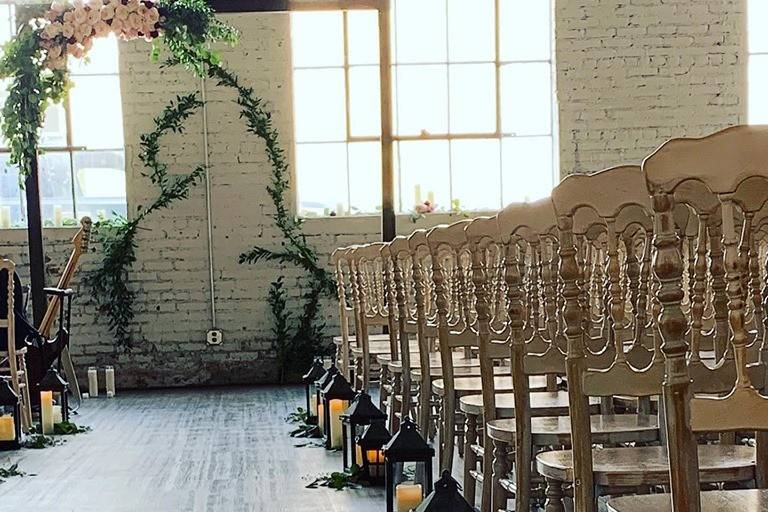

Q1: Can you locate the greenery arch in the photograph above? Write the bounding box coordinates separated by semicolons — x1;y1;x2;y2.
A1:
0;0;333;380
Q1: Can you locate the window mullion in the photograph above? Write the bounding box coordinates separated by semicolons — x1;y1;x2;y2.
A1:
343;10;352;214
63;85;78;220
494;0;503;208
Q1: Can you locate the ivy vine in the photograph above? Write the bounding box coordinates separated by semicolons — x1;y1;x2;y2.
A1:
1;0;335;378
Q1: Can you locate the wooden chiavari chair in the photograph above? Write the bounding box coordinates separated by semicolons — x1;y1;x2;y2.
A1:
538;163;756;511
606;124;768;512
483;197;658;512
0;260;32;431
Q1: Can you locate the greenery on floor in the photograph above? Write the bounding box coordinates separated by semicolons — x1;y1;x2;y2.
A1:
1;0;334;365
0;463;25;483
306;466;365;491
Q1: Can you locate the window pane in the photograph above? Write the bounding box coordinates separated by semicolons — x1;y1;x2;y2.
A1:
501;62;552;136
0;79;8;147
749;55;768;124
296;143;347;216
448;0;494;62
394;64;448;136
39;152;75;226
347;10;379;65
348;142;381;214
349;65;381;137
451;139;500;211
70;75;124;149
0;5;13;46
40;103;67;147
293;68;346;142
73;150;127;220
396;140;449;212
69;34;119;75
0;157;23;228
291;12;344;68
501;136;553;204
749;0;768;53
449;64;495;133
500;0;551;62
393;0;446;64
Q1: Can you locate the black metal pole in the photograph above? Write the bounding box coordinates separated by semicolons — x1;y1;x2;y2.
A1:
25;153;47;327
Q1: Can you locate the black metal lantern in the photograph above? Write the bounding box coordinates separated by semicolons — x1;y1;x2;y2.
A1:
383;417;435;512
415;470;475;512
341;392;386;471
302;358;326;424
315;365;339;436
0;378;21;450
321;373;356;450
356;420;391;484
39;367;69;433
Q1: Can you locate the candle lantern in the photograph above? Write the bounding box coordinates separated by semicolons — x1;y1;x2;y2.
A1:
356;420;391;484
39;367;69;434
302;358;326;424
383;417;435;512
414;470;475;512
314;365;339;434
320;373;356;450
341;392;386;472
0;378;21;450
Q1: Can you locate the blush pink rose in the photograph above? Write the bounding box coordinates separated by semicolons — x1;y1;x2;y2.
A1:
50;1;66;15
94;20;111;36
100;4;115;20
146;7;159;24
110;18;124;32
114;4;129;20
62;21;75;38
73;7;88;24
87;9;100;25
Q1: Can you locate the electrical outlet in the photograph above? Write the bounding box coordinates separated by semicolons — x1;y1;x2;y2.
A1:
207;329;223;345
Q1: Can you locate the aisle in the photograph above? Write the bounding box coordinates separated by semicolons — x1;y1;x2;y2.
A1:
0;386;383;512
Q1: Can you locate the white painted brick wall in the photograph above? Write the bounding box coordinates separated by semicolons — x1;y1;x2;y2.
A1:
0;4;750;387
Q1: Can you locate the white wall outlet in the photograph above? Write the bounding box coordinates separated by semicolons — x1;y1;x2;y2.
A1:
207;329;223;345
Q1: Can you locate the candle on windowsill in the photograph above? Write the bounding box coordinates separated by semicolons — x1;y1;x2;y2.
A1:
105;366;116;397
0;206;10;229
40;391;54;434
414;184;422;206
427;191;434;205
329;399;345;449
53;205;63;227
395;482;423;512
0;416;15;441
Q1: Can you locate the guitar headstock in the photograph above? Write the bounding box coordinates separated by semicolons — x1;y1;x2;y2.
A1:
71;216;92;254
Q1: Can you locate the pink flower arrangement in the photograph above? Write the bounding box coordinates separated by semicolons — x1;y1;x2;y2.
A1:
39;0;164;70
414;200;436;215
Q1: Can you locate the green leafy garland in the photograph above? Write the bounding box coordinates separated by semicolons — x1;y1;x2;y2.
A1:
1;0;334;375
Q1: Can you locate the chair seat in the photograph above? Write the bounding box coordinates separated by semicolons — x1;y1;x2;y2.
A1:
607;489;768;512
487;414;659;446
459;390;598;417
351;340;412;356
412;364;511;379
433;375;537;397
390;352;480;373
333;333;391;345
536;444;755;487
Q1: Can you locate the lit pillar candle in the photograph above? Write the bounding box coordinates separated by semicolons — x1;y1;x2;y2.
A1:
52;405;62;425
105;366;116;397
317;403;325;430
309;394;318;416
366;449;384;477
414;184;422;206
329;399;345;449
396;483;423;512
355;444;363;466
40;391;54;434
88;367;99;397
53;205;63;226
0;416;15;441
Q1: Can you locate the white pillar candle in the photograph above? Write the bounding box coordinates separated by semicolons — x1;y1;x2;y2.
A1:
317;403;325;430
105;366;116;397
0;206;11;229
88;367;99;397
309;393;318;416
0;415;15;441
40;391;54;434
336;202;345;216
414;184;422;206
329;399;345;449
51;405;62;425
427;190;434;204
396;482;423;512
53;205;63;226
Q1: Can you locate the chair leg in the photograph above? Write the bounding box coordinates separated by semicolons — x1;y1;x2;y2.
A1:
18;356;32;432
463;413;478;506
440;392;456;472
492;439;510;512
544;478;565;512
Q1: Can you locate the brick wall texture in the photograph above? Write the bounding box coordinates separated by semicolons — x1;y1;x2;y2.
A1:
0;4;749;388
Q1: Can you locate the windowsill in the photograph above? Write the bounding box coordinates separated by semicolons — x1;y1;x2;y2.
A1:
300;210;495;221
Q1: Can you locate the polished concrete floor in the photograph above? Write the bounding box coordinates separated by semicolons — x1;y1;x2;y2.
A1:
0;386;386;512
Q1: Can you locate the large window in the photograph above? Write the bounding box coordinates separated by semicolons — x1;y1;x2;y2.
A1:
749;0;768;123
291;0;555;217
0;3;126;229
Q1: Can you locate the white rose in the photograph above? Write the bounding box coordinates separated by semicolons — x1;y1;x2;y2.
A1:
114;4;129;21
87;0;103;8
42;21;62;39
87;9;100;25
73;7;88;24
73;0;85;9
63;11;74;22
110;18;124;32
100;4;114;20
127;0;140;13
94;20;110;36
